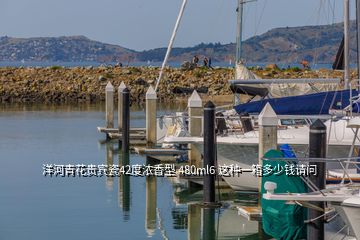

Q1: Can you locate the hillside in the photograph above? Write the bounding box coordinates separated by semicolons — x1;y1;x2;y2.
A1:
0;36;135;62
0;21;357;64
138;21;357;63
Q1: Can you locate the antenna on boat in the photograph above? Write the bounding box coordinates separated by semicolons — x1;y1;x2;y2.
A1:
155;0;188;92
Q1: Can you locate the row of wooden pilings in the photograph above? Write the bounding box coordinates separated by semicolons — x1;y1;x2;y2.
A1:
103;81;203;160
103;81;327;240
104;81;157;147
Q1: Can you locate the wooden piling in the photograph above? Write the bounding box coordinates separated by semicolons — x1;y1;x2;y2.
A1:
258;103;278;191
258;103;278;162
118;81;126;131
105;82;114;130
188;90;203;168
146;86;157;145
308;119;326;240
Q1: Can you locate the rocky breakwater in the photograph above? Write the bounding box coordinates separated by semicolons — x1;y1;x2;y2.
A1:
0;65;352;104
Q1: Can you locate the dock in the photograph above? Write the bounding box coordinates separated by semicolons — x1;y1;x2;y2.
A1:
133;147;187;162
236;206;262;221
97;127;146;134
177;174;231;189
97;127;146;142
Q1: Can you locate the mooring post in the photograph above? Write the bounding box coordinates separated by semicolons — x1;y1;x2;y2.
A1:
308;119;326;240
188;90;203;168
258;103;278;179
118;81;126;131
105;82;114;132
203;101;216;204
146;86;157;146
122;87;130;153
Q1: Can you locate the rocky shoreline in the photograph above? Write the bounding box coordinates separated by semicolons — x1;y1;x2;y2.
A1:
0;65;356;104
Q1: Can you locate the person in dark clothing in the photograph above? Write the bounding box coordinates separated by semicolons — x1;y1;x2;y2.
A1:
208;58;213;69
192;55;199;66
203;57;209;67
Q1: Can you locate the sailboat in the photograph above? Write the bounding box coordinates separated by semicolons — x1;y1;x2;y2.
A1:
262;2;360;239
163;0;360;192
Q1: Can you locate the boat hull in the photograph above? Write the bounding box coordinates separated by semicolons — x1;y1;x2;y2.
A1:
195;142;352;192
333;199;360;239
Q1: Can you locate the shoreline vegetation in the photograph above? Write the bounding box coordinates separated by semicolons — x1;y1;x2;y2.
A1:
0;65;357;104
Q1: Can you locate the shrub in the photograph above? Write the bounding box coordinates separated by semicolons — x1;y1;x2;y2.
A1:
50;65;62;70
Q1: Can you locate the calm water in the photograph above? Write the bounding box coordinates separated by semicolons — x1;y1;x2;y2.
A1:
0;103;265;240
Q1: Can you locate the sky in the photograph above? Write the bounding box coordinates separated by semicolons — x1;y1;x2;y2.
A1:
0;0;356;51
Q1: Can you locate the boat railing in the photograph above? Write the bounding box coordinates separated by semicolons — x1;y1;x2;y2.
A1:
157;113;336;139
261;156;360;191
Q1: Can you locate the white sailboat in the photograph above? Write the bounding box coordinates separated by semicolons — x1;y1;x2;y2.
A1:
165;115;360;191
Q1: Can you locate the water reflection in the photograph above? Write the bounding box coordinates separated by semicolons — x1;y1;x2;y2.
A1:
171;207;188;230
99;118;265;239
105;143;114;191
203;208;216;240
171;186;264;239
145;157;157;236
188;204;201;240
119;149;131;220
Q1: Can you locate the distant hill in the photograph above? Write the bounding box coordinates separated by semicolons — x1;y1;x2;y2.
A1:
138;21;357;64
0;35;135;62
0;21;357;64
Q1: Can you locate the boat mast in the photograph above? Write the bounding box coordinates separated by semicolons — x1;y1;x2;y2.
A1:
155;0;188;92
357;0;360;91
234;0;244;104
235;0;244;65
344;0;350;89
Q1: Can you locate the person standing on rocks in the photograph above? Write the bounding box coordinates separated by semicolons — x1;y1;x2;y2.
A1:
192;55;199;66
208;57;213;69
203;57;209;68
